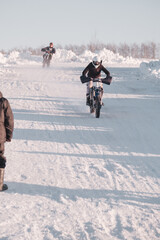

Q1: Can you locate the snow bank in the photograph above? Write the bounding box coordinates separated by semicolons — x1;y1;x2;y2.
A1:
54;49;79;62
0;51;41;66
0;48;141;66
54;48;141;65
140;60;160;79
84;48;141;66
0;51;21;65
0;52;7;64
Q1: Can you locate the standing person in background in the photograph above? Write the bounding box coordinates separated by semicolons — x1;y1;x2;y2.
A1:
0;91;14;191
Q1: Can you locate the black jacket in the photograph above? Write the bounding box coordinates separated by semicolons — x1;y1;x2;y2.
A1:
41;46;56;54
82;62;110;78
0;92;14;143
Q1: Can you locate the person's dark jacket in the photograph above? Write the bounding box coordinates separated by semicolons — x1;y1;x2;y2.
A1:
82;62;110;78
41;46;56;54
0;92;14;143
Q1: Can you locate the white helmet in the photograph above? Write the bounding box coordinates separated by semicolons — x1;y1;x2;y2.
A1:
92;56;101;66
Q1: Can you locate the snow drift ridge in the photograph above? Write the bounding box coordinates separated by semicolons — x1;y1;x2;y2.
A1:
0;48;141;66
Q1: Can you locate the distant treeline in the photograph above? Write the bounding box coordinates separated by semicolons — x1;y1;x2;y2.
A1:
64;42;159;59
1;42;160;59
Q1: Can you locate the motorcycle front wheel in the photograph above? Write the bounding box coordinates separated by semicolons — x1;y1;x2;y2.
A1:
90;99;94;113
95;98;101;118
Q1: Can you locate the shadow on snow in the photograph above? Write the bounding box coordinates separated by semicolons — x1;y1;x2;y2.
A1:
6;181;160;209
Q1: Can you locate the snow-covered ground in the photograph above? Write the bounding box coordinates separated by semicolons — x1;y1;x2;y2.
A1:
0;50;160;240
140;60;160;79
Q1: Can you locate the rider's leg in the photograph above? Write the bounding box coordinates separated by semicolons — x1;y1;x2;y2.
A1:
86;83;90;105
49;54;52;61
100;87;104;105
0;143;8;191
43;54;46;67
86;81;93;106
47;54;52;67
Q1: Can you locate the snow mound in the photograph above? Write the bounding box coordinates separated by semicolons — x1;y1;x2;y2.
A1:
0;48;141;66
92;48;140;65
140;60;160;78
54;49;79;62
0;51;41;65
54;48;141;65
0;52;7;64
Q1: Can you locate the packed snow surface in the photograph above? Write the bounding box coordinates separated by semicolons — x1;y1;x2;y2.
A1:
0;51;160;240
140;60;160;79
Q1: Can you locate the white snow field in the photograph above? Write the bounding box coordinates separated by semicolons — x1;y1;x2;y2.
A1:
0;50;160;240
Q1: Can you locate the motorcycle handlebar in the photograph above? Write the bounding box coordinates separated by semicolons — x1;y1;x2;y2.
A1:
90;78;103;82
80;75;112;85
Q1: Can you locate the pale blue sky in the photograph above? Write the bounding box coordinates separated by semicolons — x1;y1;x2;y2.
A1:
0;0;160;50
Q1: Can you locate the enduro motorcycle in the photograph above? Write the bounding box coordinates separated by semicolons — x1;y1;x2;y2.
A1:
80;76;112;118
42;52;51;67
89;78;103;118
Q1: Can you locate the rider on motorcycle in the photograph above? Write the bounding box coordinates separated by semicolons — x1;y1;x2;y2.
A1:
82;56;110;105
41;42;56;66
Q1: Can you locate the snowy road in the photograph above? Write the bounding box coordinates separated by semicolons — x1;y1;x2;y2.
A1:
0;62;160;240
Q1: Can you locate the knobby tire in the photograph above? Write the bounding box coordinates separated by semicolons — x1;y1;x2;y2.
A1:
95;98;101;118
